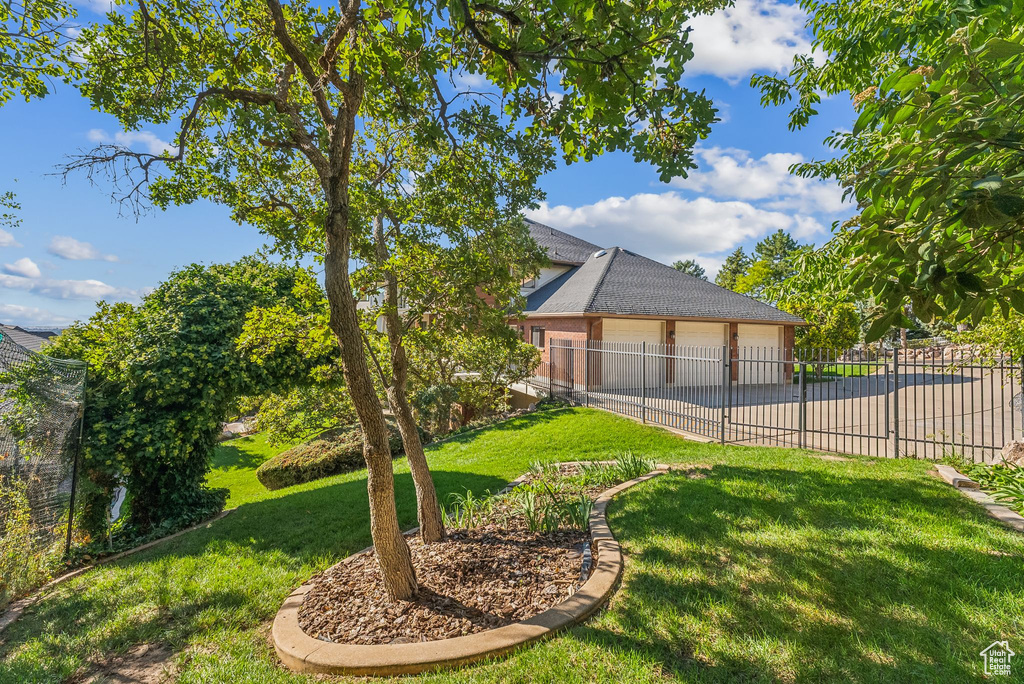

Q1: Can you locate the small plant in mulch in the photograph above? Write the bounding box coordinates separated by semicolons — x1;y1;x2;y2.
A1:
297;453;657;646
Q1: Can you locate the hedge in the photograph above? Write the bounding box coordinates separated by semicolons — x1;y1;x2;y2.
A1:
255;421;427;490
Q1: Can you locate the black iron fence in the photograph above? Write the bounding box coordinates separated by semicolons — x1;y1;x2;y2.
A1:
542;339;1021;463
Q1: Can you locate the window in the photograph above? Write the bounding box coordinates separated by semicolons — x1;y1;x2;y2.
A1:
522;277;536;289
531;326;545;349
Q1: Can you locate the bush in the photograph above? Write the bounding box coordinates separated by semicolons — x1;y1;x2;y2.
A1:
0;475;65;608
255;420;428;490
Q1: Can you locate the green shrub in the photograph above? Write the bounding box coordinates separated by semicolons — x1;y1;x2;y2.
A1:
255;421;427;490
965;462;1024;513
0;475;65;608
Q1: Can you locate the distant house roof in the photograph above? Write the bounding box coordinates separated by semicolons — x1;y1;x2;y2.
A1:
0;325;54;352
526;218;603;266
524;246;805;324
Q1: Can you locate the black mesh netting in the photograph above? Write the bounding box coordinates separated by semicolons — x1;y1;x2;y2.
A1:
0;331;86;550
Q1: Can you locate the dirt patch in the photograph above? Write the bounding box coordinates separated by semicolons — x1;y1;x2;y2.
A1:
676;463;713;479
84;643;175;683
298;526;588;645
811;453;853;462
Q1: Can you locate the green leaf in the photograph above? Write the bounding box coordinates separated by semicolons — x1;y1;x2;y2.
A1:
971;175;1003;192
1008;290;1024;314
893;72;925;93
983;38;1024;61
865;314;894;342
992;194;1024;218
955;271;985;292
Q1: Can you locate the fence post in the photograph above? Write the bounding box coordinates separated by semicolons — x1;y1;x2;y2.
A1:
892;349;900;459
641;341;647;423
720;345;729;444
583;339;589;408
65;368;87;557
798;360;806;449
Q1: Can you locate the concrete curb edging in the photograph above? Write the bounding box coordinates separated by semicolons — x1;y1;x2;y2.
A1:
936;466;1024;533
272;465;670;676
935;464;980;489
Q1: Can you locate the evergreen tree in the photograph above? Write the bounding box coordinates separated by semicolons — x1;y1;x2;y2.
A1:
672;258;707;280
715;248;749;290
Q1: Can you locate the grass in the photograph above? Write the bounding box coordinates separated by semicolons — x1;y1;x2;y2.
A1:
796;362;878;380
2;407;1023;682
206;433;294;507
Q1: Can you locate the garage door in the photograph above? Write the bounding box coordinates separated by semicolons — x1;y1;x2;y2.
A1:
673;322;727;386
600;318;665;389
603;318;664;344
737;324;783;384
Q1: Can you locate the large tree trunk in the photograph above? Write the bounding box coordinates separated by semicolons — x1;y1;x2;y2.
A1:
374;216;446;543
321;155;417;600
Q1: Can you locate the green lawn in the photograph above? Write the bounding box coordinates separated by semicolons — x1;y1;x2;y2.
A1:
2;407;1022;682
206;433;298;508
796;362;878;380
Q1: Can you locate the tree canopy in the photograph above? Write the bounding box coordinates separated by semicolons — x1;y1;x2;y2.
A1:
1;0;79;105
731;230;809;303
68;0;727;600
48;259;314;539
754;0;1024;339
715;247;749;290
672;258;707;280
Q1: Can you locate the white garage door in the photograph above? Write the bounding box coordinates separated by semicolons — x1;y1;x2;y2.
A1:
601;318;665;389
603;318;664;344
675;322;727;348
737;324;783;384
673;322;727;386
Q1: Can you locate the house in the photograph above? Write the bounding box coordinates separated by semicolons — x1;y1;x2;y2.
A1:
0;324;56;353
512;220;804;384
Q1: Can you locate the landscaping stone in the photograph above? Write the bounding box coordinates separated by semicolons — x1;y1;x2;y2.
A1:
1000;440;1024;466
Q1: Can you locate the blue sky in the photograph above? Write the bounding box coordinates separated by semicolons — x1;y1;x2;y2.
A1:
0;0;854;328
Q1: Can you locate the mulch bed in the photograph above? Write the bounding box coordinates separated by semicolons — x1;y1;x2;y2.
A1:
298;525;589;645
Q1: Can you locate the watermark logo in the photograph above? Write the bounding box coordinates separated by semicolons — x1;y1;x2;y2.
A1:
981;641;1015;676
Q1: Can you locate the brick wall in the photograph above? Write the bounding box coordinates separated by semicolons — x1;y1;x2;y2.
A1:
512;316;589;378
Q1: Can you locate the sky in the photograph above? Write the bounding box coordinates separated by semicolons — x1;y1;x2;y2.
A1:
0;0;854;329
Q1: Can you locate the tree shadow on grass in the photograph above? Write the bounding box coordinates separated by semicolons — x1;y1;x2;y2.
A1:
425;406;577;447
210;436;273;472
0;469;507;680
571;465;1024;683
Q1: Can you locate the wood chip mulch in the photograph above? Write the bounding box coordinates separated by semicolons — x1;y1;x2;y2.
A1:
298;525;589;645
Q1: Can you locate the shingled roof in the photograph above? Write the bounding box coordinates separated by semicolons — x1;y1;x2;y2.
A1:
0;325;54;352
524;247;804;324
526;218;603;266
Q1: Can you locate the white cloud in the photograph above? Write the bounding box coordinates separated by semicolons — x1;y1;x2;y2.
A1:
0;273;131;300
87;128;175;156
3;257;41;278
76;0;116;13
686;0;812;81
48;235;119;262
526;192;824;266
452;71;490;90
672;147;847;214
0;303;73;326
0;227;20;247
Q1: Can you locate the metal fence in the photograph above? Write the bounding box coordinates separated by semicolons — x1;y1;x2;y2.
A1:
0;332;87;562
544;339;1021;463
